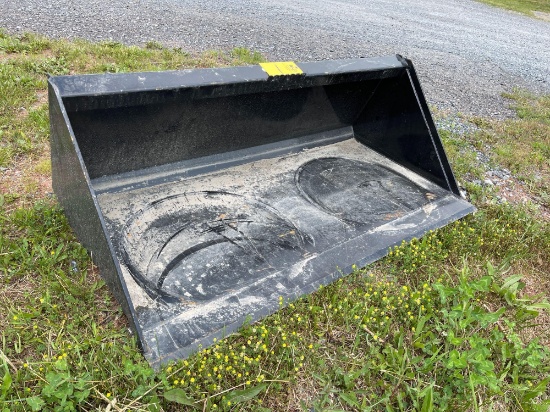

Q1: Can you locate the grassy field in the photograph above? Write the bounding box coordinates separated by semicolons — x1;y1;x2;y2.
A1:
478;0;550;16
1;31;549;411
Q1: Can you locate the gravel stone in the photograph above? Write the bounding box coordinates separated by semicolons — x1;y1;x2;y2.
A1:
476;151;491;164
488;169;512;180
1;0;549;117
435;116;478;135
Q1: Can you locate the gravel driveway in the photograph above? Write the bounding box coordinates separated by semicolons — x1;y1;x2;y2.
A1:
2;0;549;117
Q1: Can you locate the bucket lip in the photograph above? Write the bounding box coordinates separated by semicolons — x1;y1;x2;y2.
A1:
47;55;408;98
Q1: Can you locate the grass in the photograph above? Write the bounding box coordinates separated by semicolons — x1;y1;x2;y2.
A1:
477;0;550;16
474;91;549;207
441;91;550;209
1;30;549;411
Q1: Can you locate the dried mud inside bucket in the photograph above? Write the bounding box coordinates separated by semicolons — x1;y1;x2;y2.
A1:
296;158;431;224
111;149;438;305
121;192;309;302
97;138;467;364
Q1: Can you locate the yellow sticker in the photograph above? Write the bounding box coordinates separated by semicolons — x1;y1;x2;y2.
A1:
260;61;303;77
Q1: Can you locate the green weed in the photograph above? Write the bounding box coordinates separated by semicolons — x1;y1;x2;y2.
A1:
230;47;264;65
0;30;52;54
160;252;549;411
145;40;164;50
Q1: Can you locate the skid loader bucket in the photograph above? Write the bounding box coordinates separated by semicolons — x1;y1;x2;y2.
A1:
49;55;474;367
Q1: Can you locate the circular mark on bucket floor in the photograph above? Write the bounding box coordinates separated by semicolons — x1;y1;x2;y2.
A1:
295;157;434;225
120;191;308;302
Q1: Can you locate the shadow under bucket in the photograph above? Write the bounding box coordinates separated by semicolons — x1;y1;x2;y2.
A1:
48;55;475;367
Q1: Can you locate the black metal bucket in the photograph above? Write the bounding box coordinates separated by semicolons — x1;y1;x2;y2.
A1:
48;55;474;367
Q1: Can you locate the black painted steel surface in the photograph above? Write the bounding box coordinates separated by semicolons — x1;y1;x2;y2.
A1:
49;56;474;367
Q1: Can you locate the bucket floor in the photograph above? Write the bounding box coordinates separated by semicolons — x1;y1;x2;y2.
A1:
96;138;470;365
